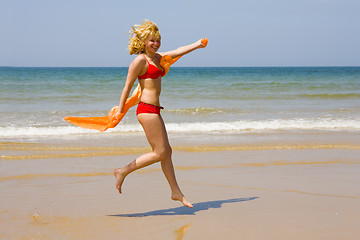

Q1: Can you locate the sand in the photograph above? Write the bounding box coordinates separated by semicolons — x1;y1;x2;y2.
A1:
1;137;360;240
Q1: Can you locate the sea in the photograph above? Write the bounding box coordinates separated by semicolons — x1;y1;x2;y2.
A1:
1;66;359;144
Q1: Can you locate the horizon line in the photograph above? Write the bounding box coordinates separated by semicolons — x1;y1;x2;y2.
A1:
1;65;359;68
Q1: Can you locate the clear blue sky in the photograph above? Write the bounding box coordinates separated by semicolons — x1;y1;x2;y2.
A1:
1;0;359;67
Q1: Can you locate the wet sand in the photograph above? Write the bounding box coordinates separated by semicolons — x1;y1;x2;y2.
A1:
1;139;360;239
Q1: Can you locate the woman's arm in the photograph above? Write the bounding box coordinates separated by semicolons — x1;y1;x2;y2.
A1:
117;56;145;115
160;39;206;59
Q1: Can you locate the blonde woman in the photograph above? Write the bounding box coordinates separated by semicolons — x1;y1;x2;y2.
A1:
114;20;206;208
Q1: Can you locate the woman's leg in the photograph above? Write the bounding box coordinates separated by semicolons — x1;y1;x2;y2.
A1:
114;113;192;208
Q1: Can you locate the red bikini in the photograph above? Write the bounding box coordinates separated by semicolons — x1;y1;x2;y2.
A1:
138;56;165;80
137;55;165;115
136;101;163;116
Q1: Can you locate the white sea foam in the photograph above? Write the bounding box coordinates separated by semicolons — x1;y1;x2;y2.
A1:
0;124;142;138
166;118;360;132
0;118;359;138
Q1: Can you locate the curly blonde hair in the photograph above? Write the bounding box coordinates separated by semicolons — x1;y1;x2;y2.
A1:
128;20;161;55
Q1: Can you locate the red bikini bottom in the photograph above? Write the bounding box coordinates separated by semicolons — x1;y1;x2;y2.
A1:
136;101;164;116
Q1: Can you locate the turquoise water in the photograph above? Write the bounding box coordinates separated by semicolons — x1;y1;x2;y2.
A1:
1;66;359;139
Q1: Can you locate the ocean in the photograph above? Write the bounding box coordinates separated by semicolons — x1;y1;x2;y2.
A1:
1;66;359;143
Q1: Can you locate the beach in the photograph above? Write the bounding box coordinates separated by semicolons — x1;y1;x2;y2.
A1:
1;66;360;239
1;132;360;239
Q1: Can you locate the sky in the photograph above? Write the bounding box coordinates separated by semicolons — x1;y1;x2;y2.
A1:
1;0;359;67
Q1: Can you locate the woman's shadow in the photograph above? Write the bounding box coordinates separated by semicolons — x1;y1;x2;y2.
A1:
108;197;259;217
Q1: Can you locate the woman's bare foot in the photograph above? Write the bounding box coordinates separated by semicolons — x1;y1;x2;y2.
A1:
171;193;193;208
114;168;126;194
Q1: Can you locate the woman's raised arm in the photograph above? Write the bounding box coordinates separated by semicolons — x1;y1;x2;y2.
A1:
160;38;207;59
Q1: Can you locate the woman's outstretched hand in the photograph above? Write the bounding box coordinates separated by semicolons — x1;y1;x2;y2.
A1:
201;38;208;48
196;38;208;49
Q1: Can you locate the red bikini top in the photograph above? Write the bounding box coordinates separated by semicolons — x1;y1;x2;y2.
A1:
138;56;165;80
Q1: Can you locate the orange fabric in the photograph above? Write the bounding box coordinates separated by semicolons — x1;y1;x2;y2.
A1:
160;55;181;76
64;84;142;131
201;38;208;47
64;54;180;131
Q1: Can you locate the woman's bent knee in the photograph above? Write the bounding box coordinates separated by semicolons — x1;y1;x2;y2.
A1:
155;146;172;161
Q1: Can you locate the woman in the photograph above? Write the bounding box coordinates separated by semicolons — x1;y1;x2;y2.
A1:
114;20;206;208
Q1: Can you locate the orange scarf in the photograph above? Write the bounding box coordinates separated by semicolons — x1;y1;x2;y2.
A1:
64;55;181;131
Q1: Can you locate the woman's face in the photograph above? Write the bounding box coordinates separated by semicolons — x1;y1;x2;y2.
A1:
144;34;161;54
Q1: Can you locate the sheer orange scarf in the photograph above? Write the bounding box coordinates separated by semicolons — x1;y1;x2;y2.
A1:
64;55;180;131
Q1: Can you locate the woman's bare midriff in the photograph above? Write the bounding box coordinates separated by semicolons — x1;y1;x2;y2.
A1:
138;77;162;106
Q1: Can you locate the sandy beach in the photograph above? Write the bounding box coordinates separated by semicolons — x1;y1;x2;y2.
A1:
1;134;359;240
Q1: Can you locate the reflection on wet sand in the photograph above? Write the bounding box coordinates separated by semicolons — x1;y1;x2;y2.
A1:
174;224;192;240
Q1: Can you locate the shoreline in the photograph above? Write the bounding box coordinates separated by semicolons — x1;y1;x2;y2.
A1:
2;130;360;159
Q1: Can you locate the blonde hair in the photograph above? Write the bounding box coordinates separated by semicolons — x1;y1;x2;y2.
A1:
128;20;161;55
